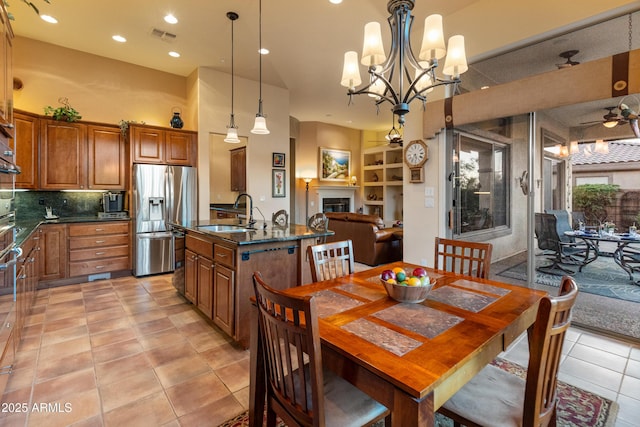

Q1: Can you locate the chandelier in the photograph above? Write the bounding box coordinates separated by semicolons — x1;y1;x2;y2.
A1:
340;0;467;126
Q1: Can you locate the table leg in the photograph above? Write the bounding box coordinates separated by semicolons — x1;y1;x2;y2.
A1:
249;302;265;427
392;389;435;427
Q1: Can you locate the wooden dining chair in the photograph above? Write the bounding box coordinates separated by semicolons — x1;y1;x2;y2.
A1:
434;237;493;279
252;272;390;427
437;275;579;427
307;239;355;282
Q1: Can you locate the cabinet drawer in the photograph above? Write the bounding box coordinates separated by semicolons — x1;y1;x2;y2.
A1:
69;234;129;250
69;222;129;237
185;233;214;259
214;244;235;268
69;256;129;277
69;245;129;262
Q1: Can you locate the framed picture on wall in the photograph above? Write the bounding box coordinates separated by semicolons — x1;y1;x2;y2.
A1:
319;147;351;182
272;169;286;197
272;152;285;168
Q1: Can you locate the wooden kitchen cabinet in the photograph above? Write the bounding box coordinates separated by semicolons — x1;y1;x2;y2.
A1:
40;119;87;189
185;232;215;319
184;248;198;304
68;221;130;277
230;146;246;192
0;2;13;139
15;231;39;344
213;262;234;336
11;111;38;189
40;119;125;190
197;256;214;319
39;224;68;282
87;125;126;189
130;124;196;166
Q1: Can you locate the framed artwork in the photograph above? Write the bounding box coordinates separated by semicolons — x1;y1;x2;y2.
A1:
272;152;285;168
272;169;286;197
319;147;351;182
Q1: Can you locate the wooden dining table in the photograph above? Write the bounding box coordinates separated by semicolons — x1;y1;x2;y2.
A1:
249;261;547;426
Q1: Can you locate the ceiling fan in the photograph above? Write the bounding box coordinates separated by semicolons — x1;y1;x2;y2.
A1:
556;50;580;69
579;106;626;128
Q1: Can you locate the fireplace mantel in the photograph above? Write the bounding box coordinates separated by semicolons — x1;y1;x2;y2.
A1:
312;186;358;213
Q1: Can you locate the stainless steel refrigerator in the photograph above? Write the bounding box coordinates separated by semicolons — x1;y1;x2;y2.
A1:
133;164;197;277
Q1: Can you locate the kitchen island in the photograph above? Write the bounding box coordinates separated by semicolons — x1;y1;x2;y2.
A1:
176;219;333;348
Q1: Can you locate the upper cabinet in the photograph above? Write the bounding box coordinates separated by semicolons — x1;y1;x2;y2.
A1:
40;119;87;189
87;125;126;189
14;114;126;190
0;3;13;139
11;111;38;189
130;124;197;166
229;146;246;192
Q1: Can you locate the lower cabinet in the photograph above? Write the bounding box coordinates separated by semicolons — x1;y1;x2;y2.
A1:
39;224;67;282
68;222;130;277
184;232;236;335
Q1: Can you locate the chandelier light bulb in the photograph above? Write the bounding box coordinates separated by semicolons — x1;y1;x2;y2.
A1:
419;14;446;60
443;35;468;77
361;22;386;66
341;51;362;88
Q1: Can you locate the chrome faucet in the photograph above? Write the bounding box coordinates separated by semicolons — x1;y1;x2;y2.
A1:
233;193;256;229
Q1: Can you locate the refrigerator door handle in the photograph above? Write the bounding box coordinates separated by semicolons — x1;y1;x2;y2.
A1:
166;167;173;225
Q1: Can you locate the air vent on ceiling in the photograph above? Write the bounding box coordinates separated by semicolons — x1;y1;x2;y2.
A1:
150;28;177;43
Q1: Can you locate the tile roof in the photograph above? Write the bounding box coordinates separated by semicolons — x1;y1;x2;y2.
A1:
571;140;640;165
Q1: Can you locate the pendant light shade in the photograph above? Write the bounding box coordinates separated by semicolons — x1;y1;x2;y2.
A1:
251;0;270;135
224;12;241;143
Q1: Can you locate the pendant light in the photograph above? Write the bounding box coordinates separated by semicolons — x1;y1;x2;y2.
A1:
251;0;270;134
224;12;240;143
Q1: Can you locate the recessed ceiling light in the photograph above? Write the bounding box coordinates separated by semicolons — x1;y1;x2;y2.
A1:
41;15;57;24
164;14;178;24
112;35;127;43
259;48;269;55
329;0;343;4
169;51;180;58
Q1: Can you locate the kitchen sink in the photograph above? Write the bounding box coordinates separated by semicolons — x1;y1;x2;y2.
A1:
197;225;249;233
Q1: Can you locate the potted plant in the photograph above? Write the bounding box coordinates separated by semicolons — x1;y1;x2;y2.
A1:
43;97;82;122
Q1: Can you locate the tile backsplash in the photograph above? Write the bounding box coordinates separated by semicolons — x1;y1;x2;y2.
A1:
15;191;118;220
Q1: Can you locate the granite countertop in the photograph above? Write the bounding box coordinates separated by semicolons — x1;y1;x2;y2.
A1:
179;219;333;245
15;216;130;247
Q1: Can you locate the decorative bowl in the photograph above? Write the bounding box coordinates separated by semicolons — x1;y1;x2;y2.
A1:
381;279;434;303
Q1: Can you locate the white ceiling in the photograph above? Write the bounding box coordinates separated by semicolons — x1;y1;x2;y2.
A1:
9;1;640;131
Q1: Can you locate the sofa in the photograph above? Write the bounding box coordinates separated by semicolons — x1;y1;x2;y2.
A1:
325;212;402;266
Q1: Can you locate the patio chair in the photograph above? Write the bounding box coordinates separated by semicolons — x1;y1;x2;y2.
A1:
307;239;355;282
434;237;493;279
438;276;579;427
534;213;596;274
252;272;390;427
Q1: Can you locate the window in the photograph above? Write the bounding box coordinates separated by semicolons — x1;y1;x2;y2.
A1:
453;132;510;235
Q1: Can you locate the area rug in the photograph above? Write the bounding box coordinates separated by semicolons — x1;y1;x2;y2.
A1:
498;256;640;303
217;359;618;427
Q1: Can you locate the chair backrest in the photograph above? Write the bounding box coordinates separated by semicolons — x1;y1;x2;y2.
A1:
272;209;289;227
308;212;329;232
252;272;325;426
535;213;562;251
307;239;355;282
434;237;493;279
524;276;578;427
545;209;572;242
308;212;329;243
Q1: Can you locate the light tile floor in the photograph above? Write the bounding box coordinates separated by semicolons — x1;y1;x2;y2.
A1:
0;273;638;426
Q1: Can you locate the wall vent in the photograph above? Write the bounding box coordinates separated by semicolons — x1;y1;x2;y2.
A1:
150;28;177;42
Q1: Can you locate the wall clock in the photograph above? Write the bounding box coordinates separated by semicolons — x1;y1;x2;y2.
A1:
404;139;428;183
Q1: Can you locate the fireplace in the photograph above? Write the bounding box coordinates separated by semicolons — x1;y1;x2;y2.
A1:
313;186;357;215
323;197;350;213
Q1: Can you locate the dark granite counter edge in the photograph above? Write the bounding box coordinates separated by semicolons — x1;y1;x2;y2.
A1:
176;220;334;246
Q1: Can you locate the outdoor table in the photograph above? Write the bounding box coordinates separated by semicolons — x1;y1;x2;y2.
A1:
565;230;640;283
249;261;546;426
